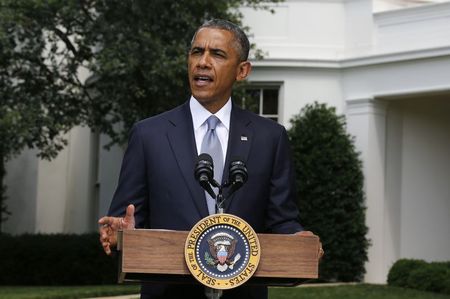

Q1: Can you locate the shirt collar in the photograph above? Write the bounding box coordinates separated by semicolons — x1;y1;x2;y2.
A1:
190;96;231;131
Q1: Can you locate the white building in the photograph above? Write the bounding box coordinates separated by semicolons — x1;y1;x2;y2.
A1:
4;0;450;283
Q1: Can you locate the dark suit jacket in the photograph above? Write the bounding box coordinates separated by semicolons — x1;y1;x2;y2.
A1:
109;101;302;298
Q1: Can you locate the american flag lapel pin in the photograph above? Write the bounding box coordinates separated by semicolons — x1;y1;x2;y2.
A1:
241;135;248;141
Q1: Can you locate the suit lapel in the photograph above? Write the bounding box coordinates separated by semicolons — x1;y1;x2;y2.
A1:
222;104;253;212
166;102;209;218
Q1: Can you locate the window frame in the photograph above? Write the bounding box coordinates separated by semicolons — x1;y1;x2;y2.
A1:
240;82;282;123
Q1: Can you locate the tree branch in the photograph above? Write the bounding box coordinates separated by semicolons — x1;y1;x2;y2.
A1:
53;27;78;57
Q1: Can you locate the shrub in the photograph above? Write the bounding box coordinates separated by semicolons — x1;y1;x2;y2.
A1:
0;233;118;285
387;259;427;287
388;259;450;294
288;102;369;282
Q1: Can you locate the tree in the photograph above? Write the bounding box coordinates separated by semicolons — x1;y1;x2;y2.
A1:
288;102;369;282
0;0;92;230
0;0;280;230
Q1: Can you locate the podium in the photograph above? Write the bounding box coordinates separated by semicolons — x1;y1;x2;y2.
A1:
117;229;319;286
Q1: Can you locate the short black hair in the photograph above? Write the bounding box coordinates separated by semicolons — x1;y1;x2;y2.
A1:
191;19;250;62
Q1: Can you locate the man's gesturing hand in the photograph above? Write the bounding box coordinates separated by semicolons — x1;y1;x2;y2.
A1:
98;204;136;255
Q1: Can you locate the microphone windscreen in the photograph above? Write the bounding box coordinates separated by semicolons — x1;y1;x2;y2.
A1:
229;157;248;183
230;156;244;163
198;153;213;164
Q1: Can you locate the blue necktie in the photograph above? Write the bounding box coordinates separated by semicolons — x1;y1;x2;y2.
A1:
201;115;224;214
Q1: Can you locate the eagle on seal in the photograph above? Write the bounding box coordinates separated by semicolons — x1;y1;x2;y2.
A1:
207;232;240;272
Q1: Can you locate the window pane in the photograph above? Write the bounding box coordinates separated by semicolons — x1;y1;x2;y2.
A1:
243;89;260;114
262;89;278;114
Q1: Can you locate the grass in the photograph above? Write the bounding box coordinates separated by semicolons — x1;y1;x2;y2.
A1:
0;285;140;299
270;284;450;299
0;284;449;299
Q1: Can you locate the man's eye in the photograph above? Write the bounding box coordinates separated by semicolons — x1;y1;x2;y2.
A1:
213;52;225;58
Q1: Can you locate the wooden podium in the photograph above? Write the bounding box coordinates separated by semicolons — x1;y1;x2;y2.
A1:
117;229;320;286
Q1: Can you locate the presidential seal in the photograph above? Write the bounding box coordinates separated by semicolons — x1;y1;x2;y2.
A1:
185;214;261;290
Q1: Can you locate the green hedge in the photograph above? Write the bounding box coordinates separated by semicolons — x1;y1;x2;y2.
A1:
288;102;369;282
0;233;118;285
388;259;450;294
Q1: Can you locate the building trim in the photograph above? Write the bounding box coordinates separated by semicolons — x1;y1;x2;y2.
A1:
251;45;450;69
374;1;450;27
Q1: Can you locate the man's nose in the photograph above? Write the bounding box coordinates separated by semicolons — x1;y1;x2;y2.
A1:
198;53;211;68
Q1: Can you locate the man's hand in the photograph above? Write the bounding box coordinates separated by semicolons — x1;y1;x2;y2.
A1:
296;230;324;260
98;204;136;255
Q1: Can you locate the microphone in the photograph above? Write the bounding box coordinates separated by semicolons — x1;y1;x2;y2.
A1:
194;153;216;199
226;157;248;197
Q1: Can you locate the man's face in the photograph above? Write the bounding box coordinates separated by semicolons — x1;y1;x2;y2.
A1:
188;28;250;112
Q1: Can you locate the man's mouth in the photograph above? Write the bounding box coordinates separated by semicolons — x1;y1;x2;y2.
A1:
194;75;213;83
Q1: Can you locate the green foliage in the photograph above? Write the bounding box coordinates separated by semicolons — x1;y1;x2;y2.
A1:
0;0;280;155
0;0;280;226
0;233;118;285
288;102;369;282
0;0;95;227
387;259;428;288
388;259;450;294
0;0;88;161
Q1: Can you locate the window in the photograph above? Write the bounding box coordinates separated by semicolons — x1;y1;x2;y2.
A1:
238;86;280;122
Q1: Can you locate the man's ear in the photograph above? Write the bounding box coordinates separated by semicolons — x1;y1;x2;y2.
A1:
236;61;252;81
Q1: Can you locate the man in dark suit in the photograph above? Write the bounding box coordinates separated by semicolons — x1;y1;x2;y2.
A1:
99;19;322;299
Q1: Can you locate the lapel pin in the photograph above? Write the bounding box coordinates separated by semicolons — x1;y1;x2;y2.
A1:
241;135;248;141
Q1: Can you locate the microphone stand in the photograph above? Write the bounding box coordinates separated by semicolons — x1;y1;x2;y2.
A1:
205;287;222;299
215;181;231;214
195;155;247;299
205;180;231;299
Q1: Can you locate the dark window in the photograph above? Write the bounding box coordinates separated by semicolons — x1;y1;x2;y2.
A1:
238;86;279;122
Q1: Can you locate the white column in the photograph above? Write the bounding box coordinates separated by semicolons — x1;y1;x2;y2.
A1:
97;134;125;218
346;98;388;283
35;126;95;233
4;149;39;234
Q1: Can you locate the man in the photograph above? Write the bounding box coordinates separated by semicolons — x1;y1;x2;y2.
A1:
99;19;322;299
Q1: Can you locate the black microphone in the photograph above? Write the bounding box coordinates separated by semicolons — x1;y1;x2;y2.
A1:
194;153;216;199
226;157;248;197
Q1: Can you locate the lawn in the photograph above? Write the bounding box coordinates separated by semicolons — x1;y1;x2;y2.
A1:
270;284;450;299
0;284;449;299
0;285;140;299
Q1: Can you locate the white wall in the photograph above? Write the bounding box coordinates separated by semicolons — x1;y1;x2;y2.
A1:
97;134;124;219
382;95;450;276
243;0;450;284
4;149;39;233
4;126;97;234
342;49;450;284
374;1;450;53
62;126;98;233
241;0;347;60
397;97;450;261
248;67;344;126
34;141;70;233
374;0;450;13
